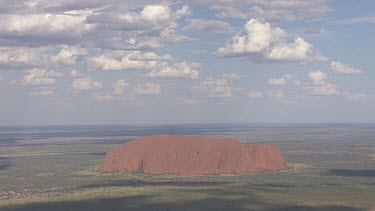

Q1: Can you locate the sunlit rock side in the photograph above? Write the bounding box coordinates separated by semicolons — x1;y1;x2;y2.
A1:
98;134;287;176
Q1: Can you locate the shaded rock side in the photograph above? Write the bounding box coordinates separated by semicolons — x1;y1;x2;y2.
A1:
98;134;287;176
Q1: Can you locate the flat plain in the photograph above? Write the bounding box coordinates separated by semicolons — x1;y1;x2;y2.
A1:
0;124;374;211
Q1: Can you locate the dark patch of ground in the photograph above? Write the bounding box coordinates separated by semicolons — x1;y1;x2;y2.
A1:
327;169;375;177
0;156;11;171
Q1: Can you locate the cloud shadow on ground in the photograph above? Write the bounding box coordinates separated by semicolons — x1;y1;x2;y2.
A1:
327;169;375;177
0;185;365;211
0;156;11;171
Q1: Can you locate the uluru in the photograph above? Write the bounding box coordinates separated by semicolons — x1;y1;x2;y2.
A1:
98;134;287;176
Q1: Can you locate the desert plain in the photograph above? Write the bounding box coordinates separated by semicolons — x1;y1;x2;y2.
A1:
0;124;374;211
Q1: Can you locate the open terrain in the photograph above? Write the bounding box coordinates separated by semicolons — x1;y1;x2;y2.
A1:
0;124;374;210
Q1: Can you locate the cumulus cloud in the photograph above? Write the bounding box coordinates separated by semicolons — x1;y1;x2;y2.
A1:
0;12;93;46
84;4;191;50
330;61;363;74
268;77;286;85
93;80;160;101
306;70;339;95
175;5;191;18
20;68;63;86
146;61;200;79
215;19;324;62
0;47;47;68
133;83;160;95
51;45;87;66
91;79;129;101
85;5;177;32
196;74;240;98
182;19;232;33
87;51;170;71
69;69;103;92
308;71;327;85
113;80;129;95
268;74;300;86
0;3;191;49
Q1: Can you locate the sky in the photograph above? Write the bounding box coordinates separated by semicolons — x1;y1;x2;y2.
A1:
0;0;374;125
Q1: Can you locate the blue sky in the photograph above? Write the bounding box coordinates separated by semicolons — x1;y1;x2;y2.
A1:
0;0;374;125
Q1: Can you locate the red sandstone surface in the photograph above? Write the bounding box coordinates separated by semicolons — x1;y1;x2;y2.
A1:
98;134;287;176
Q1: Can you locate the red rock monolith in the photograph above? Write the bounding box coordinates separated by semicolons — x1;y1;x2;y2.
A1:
98;134;287;176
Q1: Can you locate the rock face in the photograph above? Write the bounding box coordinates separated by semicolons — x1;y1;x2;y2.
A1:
98;134;287;176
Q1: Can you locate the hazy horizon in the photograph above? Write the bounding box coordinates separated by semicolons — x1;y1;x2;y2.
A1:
2;122;375;128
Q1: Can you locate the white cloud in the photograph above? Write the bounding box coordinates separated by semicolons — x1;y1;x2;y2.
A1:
268;74;300;86
306;70;339;95
20;68;63;86
268;37;315;61
70;77;103;92
128;52;172;61
182;19;232;33
196;74;240;98
51;45;87;66
268;77;286;85
0;47;46;68
307;83;339;96
308;71;327;85
0;3;191;50
175;5;192;18
93;80;161;101
146;61;200;79
87;51;170;71
84;4;191;50
0;12;93;45
89;79;130;100
69;69;103;92
210;5;249;19
133;83;160;95
113;80;129;95
215;19;324;62
330;61;363;74
247;90;264;99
